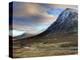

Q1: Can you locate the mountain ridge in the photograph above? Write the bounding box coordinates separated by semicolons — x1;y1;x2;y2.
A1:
29;8;78;38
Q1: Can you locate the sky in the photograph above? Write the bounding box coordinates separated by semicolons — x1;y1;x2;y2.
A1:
9;2;77;37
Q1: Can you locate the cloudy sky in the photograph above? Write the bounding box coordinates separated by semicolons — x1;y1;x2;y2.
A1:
10;2;77;37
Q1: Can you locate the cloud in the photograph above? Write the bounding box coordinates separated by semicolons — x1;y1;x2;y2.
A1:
12;2;77;37
13;2;48;17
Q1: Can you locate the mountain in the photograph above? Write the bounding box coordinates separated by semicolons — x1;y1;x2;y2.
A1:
12;8;78;40
48;8;78;33
30;8;78;38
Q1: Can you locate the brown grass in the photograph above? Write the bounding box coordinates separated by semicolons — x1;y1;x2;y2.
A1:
12;33;78;58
